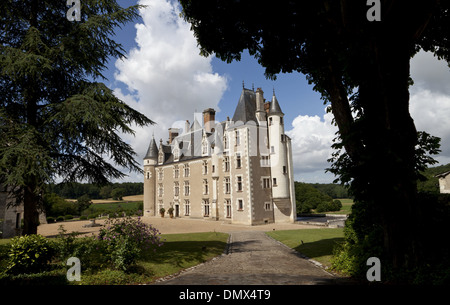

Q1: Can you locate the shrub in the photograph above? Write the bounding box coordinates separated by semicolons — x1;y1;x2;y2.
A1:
64;215;73;220
79;215;88;220
56;216;65;222
97;216;163;271
46;217;55;223
6;235;55;275
316;199;343;213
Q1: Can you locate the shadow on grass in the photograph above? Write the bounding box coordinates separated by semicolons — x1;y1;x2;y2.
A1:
140;239;228;269
293;237;345;261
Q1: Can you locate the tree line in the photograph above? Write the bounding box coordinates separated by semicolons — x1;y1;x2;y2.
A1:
295;182;347;214
46;182;143;200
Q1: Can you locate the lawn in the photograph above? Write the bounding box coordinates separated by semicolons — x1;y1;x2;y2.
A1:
266;228;344;267
134;232;229;282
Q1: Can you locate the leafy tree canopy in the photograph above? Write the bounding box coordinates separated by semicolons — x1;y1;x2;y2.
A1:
0;0;153;234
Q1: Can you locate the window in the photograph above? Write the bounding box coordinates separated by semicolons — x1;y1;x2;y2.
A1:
226;199;231;218
203;179;209;195
237;176;243;192
184;181;190;196
270;146;275;154
273;178;277;186
280;117;284;125
15;213;21;229
202;139;208;155
174;148;180;160
283;166;287;174
224;135;229;149
146;171;151;179
224;157;230;172
212;165;215;173
224;177;231;194
235;130;240;146
158;201;164;211
203;161;208;175
238;199;244;211
184;200;190;216
265;202;272;211
158;184;163;197
158;169;163;180
158;151;164;164
174;182;179;197
174;165;179;178
236;153;241;168
262;177;271;189
261;155;270;167
203;200;210;216
184;163;190;177
269;117;273;125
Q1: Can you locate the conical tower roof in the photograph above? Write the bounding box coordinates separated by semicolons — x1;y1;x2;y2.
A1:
144;136;158;160
268;92;284;116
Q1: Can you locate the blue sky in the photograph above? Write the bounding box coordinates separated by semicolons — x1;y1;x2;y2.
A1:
102;0;450;183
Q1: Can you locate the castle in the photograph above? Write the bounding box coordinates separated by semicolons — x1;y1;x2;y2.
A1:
143;86;296;225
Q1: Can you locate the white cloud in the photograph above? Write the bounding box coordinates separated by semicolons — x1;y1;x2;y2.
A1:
286;109;338;183
410;51;450;165
286;51;450;183
112;0;228;181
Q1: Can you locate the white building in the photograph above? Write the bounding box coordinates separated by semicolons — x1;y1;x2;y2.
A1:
143;86;296;225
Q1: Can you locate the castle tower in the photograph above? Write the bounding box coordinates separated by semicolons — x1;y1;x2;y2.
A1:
143;136;158;217
267;92;292;222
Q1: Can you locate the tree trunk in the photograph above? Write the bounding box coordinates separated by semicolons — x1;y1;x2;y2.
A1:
357;37;423;270
22;184;40;235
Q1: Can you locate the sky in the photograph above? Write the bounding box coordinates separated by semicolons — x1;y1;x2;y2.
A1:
103;0;450;184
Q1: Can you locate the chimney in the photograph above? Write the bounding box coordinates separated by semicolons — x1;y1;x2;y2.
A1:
168;128;179;144
202;108;216;133
185;120;190;134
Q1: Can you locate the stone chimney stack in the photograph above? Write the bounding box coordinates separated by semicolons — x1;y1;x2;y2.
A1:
255;88;266;122
168;128;179;144
185;120;190;134
202;108;216;133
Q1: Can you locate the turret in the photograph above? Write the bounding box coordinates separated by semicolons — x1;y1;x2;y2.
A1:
267;92;289;199
143;136;158;217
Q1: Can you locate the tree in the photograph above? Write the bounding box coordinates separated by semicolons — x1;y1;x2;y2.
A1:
111;188;124;201
0;1;154;235
76;194;92;215
180;0;449;280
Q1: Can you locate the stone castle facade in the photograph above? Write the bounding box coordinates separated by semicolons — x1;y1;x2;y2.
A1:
143;86;296;225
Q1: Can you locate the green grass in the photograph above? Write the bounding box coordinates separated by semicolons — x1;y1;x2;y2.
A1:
135;232;229;281
267;228;344;267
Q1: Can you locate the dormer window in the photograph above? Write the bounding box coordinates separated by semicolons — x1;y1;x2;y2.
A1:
201;134;209;156
158;151;164;164
173;147;180;161
223;134;229;149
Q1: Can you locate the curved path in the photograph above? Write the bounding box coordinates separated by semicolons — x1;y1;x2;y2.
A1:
155;231;344;285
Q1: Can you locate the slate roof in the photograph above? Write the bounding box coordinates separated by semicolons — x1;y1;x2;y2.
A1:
268;93;284;116
144;137;158;160
232;88;257;123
